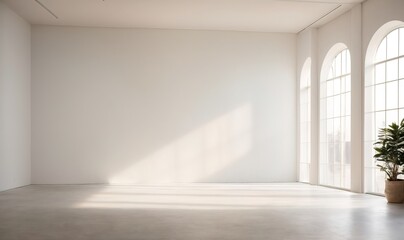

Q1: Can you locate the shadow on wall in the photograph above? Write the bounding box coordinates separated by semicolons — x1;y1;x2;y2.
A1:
108;104;252;184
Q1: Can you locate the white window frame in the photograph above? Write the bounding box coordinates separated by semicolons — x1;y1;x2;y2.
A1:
319;45;352;190
364;24;404;195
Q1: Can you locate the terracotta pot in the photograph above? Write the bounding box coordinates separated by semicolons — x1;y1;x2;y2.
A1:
385;180;404;203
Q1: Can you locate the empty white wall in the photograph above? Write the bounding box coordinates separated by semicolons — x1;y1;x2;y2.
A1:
0;2;31;191
32;26;296;184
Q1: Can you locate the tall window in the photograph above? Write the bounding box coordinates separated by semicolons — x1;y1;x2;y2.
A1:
299;59;311;183
319;48;351;189
364;27;404;194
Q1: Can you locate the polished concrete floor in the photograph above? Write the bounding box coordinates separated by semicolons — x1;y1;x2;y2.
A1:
0;183;403;240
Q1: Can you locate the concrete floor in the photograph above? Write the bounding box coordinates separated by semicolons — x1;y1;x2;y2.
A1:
0;183;403;240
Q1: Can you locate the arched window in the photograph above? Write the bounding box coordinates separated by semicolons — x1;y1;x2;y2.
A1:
299;58;311;183
364;23;404;194
319;46;351;189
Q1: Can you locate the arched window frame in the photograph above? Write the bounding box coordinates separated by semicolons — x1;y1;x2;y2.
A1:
319;44;352;190
364;21;404;195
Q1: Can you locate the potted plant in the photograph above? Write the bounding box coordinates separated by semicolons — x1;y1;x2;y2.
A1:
374;120;404;203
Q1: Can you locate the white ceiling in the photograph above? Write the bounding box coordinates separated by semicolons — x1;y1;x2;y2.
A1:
2;0;364;33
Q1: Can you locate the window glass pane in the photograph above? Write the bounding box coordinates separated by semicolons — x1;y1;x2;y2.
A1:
386;81;398;109
345;156;351;177
327;165;334;186
364;142;374;167
375;170;386;193
375;111;386;132
365;168;375;192
365;72;374;86
386;59;398;81
343;164;351;188
375;84;386;111
399;109;404;123
341;76;346;93
333;164;341;185
320;120;327;142
376;37;387;62
345;75;351;92
328;68;333;80
340;116;346;140
327;97;334;118
344;117;351;141
364;113;375;141
320;143;327;162
334;150;341;169
400;80;404;108
334;95;341;117
327;80;333;96
365;28;404;194
345;92;351;116
320;164;327;183
347;52;351;73
387;29;399;59
320;99;326;119
386;110;398;126
334;118;341;141
341;93;346;116
327;118;334;140
334;78;341;95
375;63;385;84
320;48;350;189
327;141;334;165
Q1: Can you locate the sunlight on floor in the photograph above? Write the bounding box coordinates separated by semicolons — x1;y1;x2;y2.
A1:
73;183;374;210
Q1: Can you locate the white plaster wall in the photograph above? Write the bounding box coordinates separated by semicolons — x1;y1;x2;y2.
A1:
0;2;31;191
32;26;296;184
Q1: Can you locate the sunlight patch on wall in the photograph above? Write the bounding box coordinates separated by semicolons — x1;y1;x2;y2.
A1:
108;104;252;184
